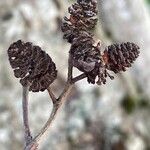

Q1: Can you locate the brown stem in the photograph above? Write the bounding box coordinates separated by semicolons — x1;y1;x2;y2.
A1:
30;55;74;143
24;142;38;150
24;54;84;149
72;73;87;83
58;82;73;101
47;86;57;103
68;54;73;82
22;86;32;146
35;83;73;142
27;82;73;147
33;102;60;142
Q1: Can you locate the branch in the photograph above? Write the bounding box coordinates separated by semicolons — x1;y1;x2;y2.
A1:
35;83;73;142
22;86;32;146
58;82;74;101
32;102;60;143
24;51;83;149
72;73;87;83
26;83;73;148
26;54;74;148
28;57;86;145
47;86;57;103
67;54;73;82
23;52;87;150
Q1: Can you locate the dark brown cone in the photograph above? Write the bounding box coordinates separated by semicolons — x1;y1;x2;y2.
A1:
103;42;140;73
61;0;97;43
8;40;57;92
70;35;114;85
70;34;98;73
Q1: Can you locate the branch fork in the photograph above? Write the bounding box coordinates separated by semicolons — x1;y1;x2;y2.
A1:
7;1;140;149
23;55;86;150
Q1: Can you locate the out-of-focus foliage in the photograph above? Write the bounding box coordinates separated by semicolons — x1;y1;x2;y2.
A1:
146;0;150;4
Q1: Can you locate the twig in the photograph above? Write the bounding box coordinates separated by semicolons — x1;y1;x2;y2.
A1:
47;86;57;103
24;49;88;150
68;54;73;82
23;46;88;150
25;55;74;149
33;102;60;142
24;141;38;150
26;83;74;149
22;86;32;146
32;54;74;142
72;73;87;83
58;82;74;101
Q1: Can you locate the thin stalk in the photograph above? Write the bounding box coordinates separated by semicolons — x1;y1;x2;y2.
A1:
68;54;73;81
24;55;86;149
47;86;57;103
27;82;73;147
72;73;87;83
22;86;32;146
33;102;60;142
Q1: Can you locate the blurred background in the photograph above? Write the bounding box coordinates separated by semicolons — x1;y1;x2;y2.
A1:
0;0;150;149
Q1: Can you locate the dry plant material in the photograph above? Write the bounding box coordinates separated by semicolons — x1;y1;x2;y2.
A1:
7;0;140;149
103;42;140;73
8;40;57;92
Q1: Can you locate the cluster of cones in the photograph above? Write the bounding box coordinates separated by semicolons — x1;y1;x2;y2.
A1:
7;0;140;92
61;0;140;85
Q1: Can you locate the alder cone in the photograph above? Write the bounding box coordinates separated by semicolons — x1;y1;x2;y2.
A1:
70;35;114;85
62;0;140;85
70;34;100;84
70;0;98;30
8;40;57;92
61;0;97;43
103;42;140;73
70;35;99;72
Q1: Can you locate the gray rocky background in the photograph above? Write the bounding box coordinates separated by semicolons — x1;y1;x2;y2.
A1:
0;0;150;150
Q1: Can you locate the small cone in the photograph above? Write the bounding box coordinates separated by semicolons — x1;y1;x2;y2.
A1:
103;42;140;73
8;40;57;92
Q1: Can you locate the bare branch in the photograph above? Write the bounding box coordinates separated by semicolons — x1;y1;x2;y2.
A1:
33;102;60;143
67;54;73;82
58;83;74;101
47;86;57;103
25;50;75;149
22;86;32;146
72;73;87;83
24;141;38;150
28;83;73;146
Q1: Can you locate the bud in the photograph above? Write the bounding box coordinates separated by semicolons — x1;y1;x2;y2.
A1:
8;40;57;92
